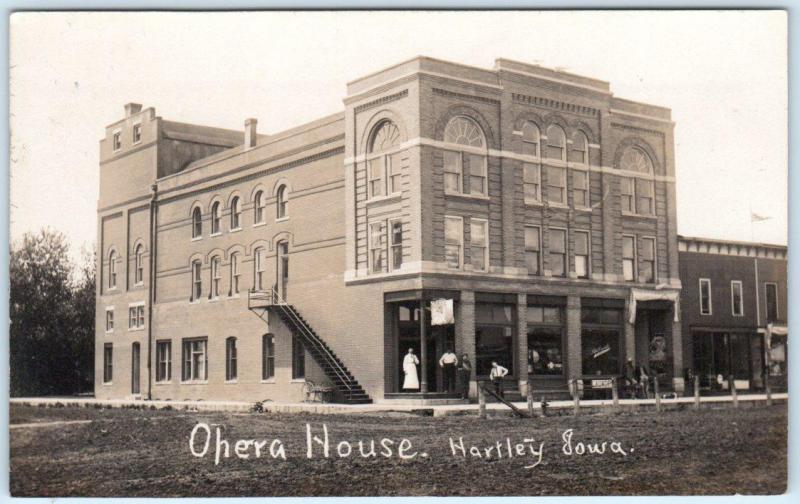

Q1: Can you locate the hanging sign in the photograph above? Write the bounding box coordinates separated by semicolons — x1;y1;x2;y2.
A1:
430;298;454;326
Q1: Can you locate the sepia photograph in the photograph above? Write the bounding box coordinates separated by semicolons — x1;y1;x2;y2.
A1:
7;9;789;498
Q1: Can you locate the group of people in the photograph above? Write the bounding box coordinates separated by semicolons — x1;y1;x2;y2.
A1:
403;348;510;400
623;358;652;399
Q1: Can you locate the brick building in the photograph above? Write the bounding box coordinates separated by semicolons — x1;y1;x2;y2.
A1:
95;56;684;404
678;236;788;393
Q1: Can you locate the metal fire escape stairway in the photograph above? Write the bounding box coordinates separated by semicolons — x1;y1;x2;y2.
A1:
248;288;372;404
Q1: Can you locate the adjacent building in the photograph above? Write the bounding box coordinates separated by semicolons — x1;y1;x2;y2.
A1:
95;56;685;404
679;236;788;393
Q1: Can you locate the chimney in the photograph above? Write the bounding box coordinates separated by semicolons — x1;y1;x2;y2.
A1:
244;118;258;150
124;103;143;117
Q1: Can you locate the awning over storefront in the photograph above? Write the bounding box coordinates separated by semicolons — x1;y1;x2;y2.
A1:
628;288;680;324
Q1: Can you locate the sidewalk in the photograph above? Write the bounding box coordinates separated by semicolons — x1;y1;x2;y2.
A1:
10;392;787;416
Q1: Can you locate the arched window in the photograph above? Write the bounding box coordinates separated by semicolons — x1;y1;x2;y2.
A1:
230;197;241;229
254;191;265;224
253;247;265;291
134;244;144;285
229;252;240;295
262;334;275;380
108;250;117;289
545;125;566;160
210;256;221;298
210;201;221;234
570;131;589;164
521;122;540;157
367;121;403;198
443;116;487;196
225;337;237;381
276;185;288;219
191;207;202;238
190;260;202;301
619;147;655;215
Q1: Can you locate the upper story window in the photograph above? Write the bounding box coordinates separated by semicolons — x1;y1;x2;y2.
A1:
699;278;712;315
210;256;221;299
230;197;241;230
191;260;202;301
134;244;144;285
105;308;114;333
254;247;266;291
545;125;566;161
276;185;288;219
469;219;488;272
367;121;403;199
523;163;541;203
112;130;121;151
548;228;567;277
444;215;464;269
108;250;118;289
254;191;265;224
546;166;567;205
574;231;590;279
572;170;589;208
731;280;744;317
622;235;636;282
368;221;385;274
230;252;240;295
210;202;221;235
443;117;488;197
524;226;541;275
765;282;779;322
132;123;142;144
521;122;540;157
389;219;403;271
569;131;589;164
128;303;145;330
619;147;655;216
191;207;202;238
640;237;656;283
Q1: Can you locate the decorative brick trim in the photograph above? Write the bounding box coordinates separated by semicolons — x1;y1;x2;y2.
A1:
512;93;599;118
354;89;409;113
610;122;666;138
433;87;500;106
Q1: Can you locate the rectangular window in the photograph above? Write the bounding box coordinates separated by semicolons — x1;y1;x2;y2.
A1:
731;281;743;317
105;308;114;332
262;334;275;380
254;249;265;290
574;231;590;279
211;259;221;298
573;170;589;208
292;336;305;380
368;157;384;198
699;278;712;315
135;253;144;285
443;151;462;193
388;153;403;194
182;338;208;381
546;166;566;204
128;304;145;330
621;177;635;213
467;154;487;196
156;341;171;382
765;283;779;322
112;131;121;151
527;305;564;376
640;237;656;283
548;228;567;277
230;254;240;294
581;307;622;376
469;219;488;272
524;226;541;275
444;216;463;269
389;219;403;271
623;235;636;282
225;338;237;381
103;344;113;383
636;179;655;215
523;163;541;202
192;261;202;300
132;123;142;144
368;221;385;274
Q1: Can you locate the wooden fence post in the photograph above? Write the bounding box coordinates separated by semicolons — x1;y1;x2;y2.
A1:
765;371;773;407
729;375;738;408
527;378;535;417
653;378;661;413
573;379;580;416
611;376;619;409
478;382;486;419
693;374;700;411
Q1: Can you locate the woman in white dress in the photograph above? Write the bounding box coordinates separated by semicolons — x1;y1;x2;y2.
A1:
403;348;420;390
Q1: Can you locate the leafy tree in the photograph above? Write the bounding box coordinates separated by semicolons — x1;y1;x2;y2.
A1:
10;229;95;396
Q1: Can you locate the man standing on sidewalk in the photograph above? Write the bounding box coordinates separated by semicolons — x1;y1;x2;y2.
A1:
458;353;472;400
490;361;509;398
439;348;458;393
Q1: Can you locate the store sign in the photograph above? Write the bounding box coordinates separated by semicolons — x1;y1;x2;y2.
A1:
430;298;454;326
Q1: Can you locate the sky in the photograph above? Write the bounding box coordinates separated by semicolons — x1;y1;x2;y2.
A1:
9;10;788;263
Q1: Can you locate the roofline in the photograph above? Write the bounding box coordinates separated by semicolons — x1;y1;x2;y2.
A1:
678;234;787;251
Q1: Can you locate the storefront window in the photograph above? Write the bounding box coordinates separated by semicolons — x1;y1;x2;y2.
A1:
475;303;515;376
769;336;787;377
527;306;564;375
581;307;622;376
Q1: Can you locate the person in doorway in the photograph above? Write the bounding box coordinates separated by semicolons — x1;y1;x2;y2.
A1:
623;358;638;398
439;348;458;393
635;362;651;398
489;361;509;398
402;348;420;391
457;354;472;400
